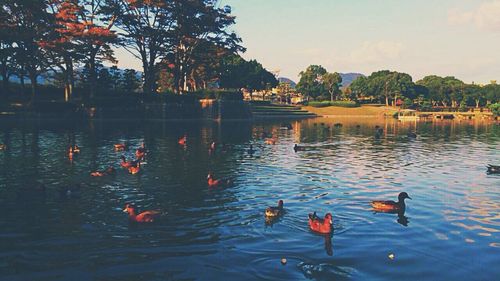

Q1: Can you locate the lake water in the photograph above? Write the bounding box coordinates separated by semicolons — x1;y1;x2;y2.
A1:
0;117;499;281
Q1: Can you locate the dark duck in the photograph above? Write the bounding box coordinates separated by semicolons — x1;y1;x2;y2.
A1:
265;200;284;218
371;192;411;212
487;165;500;174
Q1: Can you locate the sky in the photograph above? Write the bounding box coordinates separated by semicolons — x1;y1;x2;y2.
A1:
115;0;500;84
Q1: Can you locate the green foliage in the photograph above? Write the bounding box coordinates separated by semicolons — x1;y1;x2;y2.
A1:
489;103;500;116
296;65;327;99
307;100;359;108
219;55;278;91
322;72;342;101
403;98;413;109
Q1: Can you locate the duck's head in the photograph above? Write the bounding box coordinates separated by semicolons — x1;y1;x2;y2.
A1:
398;192;411;201
325;213;333;224
123;203;136;214
278;200;284;208
207;173;213;180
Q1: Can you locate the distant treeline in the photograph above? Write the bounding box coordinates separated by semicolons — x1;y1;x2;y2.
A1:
296;65;500;109
0;1;277;103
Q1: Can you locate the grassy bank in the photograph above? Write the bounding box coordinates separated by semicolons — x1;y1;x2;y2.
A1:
303;104;399;117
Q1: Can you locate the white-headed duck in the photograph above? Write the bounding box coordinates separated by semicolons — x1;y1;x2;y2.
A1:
123;203;160;223
371;192;411;212
308;212;333;234
207;173;232;188
91;167;116;177
265;200;284;217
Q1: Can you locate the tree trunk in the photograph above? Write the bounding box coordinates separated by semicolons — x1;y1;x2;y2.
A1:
385;95;389;107
475;99;479;108
29;72;38;104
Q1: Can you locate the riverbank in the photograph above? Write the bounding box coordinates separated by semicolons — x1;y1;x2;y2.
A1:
303;104;398;117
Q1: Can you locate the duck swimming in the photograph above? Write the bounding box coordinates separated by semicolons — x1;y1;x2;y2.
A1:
91;167;116;177
308;212;333;234
0;144;6;150
120;155;137;168
135;143;146;160
114;143;127;151
248;144;256;155
178;135;187;146
371;192;411;212
265;200;284;217
207;173;232;188
407;131;417;138
265;138;276;145
487;165;500;174
123;204;160;223
294;144;305;152
128;162;141;174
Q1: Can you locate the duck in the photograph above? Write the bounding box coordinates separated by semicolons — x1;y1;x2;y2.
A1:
371;192;412;212
407;131;417;138
114;143;127;151
487;165;500;174
0;144;6;150
128;162;141;175
265;138;276;145
207;173;232;188
72;145;81;154
294;144;306;152
247;144;256;155
209;141;217;153
178;135;187;146
135;143;146;160
120;155;137;168
123;203;161;223
308;212;333;234
91;167;116;177
265;200;284;217
280;123;292;130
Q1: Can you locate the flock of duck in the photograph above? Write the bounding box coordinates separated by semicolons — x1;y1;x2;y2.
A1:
0;122;498;230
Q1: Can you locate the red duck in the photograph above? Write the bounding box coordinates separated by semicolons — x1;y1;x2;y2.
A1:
123;204;160;223
128;162;141;175
120;155;136;168
207;173;232;188
308;212;333;234
135;143;146;160
178;135;187;146
91;167;116;177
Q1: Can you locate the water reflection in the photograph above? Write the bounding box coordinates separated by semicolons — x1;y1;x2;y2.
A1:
0;118;499;280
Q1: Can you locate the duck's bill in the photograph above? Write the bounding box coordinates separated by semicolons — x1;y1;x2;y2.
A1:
123;208;128;213
408;196;412;200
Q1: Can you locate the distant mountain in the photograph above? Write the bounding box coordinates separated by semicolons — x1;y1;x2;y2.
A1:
278;77;297;88
340;73;364;88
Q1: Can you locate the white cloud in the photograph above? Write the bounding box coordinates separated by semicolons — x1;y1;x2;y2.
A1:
448;1;500;32
349;41;403;64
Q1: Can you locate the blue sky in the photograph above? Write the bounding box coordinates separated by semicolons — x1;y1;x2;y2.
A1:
115;0;500;84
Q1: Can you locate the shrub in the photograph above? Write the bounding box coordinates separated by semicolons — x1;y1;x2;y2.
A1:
307;100;359;108
402;98;413;109
489;103;500;116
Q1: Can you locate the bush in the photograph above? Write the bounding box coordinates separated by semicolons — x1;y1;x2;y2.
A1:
306;100;359;108
489;103;500;116
418;101;432;112
191;89;243;101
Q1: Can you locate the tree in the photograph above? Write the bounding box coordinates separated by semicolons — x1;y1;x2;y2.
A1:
296;65;327;100
482;83;500;105
322;72;342;101
111;0;174;94
219;54;277;92
121;69;140;92
168;1;243;94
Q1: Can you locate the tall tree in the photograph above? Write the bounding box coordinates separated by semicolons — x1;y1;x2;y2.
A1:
322;72;342;101
111;0;173;94
296;65;327;100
